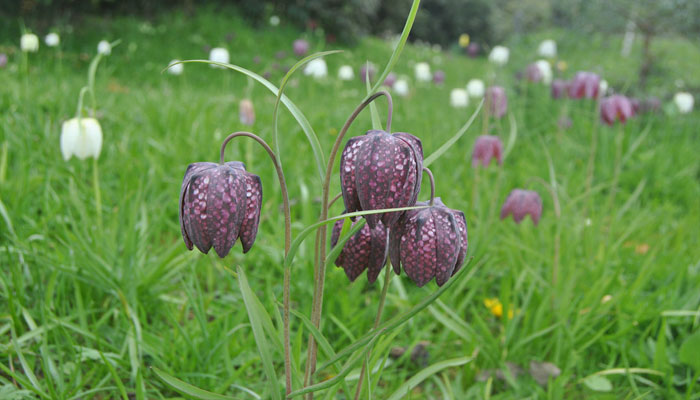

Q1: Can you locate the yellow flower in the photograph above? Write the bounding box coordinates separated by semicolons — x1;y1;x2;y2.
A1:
484;298;513;319
459;34;470;48
556;60;568;72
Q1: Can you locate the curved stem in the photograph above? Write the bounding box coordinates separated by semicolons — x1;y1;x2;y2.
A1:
304;90;392;392
384;93;393;132
423;167;435;206
219;131;293;395
75;86;90;119
328;192;343;209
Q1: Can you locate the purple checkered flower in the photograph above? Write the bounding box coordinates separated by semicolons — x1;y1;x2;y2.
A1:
433;70;445;85
293;39;309;57
500;189;542;225
330;218;388;283
486;86;508;118
179;161;262;257
472;135;503;168
389;198;468;287
339;130;423;228
600;95;634;126
568;71;600;99
551;79;569;99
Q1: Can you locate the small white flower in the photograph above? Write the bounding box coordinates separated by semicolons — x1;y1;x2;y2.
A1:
60;118;103;161
450;88;469;108
674;92;694;114
269;15;280;26
21;33;39;52
584;218;592;227
303;58;327;78
537;39;557;58
466;79;485;98
167;59;183;75
534;59;552;84
338;65;354;80
45;32;60;47
599;79;609;96
97;40;111;55
393;79;409;97
209;47;230;68
414;62;431;82
488;46;509;66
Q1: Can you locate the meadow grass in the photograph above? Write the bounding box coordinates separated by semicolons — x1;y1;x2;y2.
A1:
1;5;699;399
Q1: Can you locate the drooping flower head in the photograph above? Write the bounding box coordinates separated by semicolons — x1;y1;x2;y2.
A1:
525;63;543;83
239;99;255;126
600;95;634;125
433;70;445;85
488;46;509;66
674;92;694;114
359;63;376;83
21;33;39;52
331;218;388;283
45;33;60;47
179;161;262;257
471;135;503;168
537;39;557;58
383;72;397;88
340;130;423;228
393;79;410;97
551;79;569;99
60;118;103;161
97;40;111;55
467;42;480;58
0;53;7;68
500;189;543;225
304;58;327;78
529;60;552;84
338;65;354;80
414;62;432;82
209;47;230;68
293;39;309;57
485;86;508;118
450;88;469;108
390;198;468;287
568;71;600;99
466;79;485;99
167;59;184;75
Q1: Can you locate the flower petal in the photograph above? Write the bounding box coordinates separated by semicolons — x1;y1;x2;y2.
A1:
433;207;460;286
239;172;263;253
206;166;247;258
400;209;437;287
339;136;367;215
366;222;388;283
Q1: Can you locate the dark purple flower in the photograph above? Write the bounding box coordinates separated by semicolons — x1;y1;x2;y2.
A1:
179;161;262;257
467;42;480;58
568;71;600;99
293;39;309;57
0;53;7;68
472;135;503;168
433;70;445;85
600;95;634;125
500;189;542;225
275;50;287;60
331;218;388;283
383;72;397;88
390;198;467;287
486;86;508;118
551;79;569;99
340;130;423;228
526;63;542;83
359;63;377;83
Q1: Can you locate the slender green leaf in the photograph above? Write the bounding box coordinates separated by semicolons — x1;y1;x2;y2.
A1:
385;356;474;400
365;63;382;130
152;367;240;400
99;351;129;400
424;100;483;167
502;112;518;160
582;375;613;392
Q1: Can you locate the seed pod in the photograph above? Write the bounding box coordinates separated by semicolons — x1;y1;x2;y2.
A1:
500;189;543;225
471;135;503;168
330;218;388;283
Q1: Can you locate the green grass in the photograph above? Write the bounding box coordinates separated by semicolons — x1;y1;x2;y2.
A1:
1;5;700;399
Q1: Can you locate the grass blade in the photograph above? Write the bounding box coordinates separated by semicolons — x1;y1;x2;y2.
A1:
424;100;483;167
152;367;239;400
385;356;475;400
99;351;129;400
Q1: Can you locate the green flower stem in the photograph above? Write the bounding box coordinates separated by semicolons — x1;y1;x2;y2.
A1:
583;102;601;217
219;131;293;396
423;167;436;206
304;91;393;395
353;264;393;400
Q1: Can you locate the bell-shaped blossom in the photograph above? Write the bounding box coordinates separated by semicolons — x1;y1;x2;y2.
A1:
525;63;542;83
459;34;470;48
450;88;469;108
293;39;309;56
303;58;327;78
674;92;694;114
45;32;60;47
269;15;280;26
488;46;509;66
383;72;397;88
471;135;503;167
537;39;557;58
331;218;388;283
599;80;609;96
414;62;432;82
551;79;569;99
21;33;39;52
568;71;600;99
467;42;480;58
60;117;103;161
485;86;508;118
500;189;542;225
393;79;409;97
433;70;445;85
359;63;376;83
0;53;7;68
209;47;229;68
239;99;255;126
390;198;468;287
167;59;183;75
600;95;633;125
179;161;262;257
97;40;111;55
338;65;354;80
466;79;485;98
340;130;423;228
534;60;552;84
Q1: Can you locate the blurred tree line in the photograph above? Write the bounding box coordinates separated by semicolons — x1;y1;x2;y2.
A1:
4;0;700;50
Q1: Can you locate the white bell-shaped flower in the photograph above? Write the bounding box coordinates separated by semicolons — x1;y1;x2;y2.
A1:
338;65;354;80
488;46;509;66
167;59;184;75
534;60;552;84
414;62;432;82
21;33;39;52
466;79;485;98
209;47;229;68
450;88;469;108
60;118;103;161
269;15;280;26
303;58;327;78
537;39;557;58
45;33;60;47
599;79;609;96
674;92;694;114
393;79;409;97
97;40;111;55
